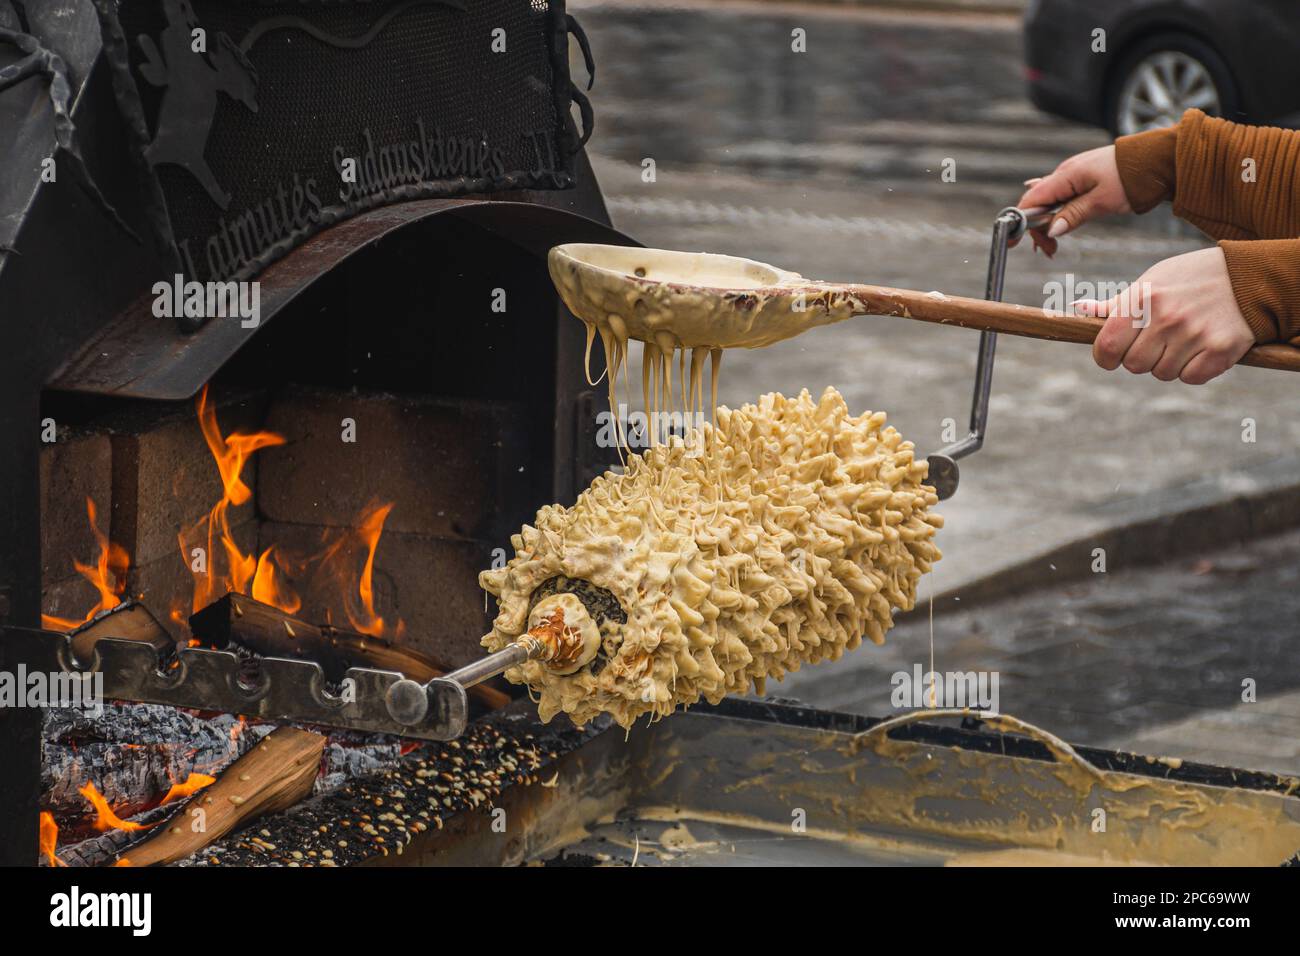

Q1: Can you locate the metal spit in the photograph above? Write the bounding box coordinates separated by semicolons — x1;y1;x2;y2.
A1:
6;620;562;743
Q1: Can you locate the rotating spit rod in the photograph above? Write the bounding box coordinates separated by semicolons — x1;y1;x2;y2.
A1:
387;624;585;730
7;602;595;742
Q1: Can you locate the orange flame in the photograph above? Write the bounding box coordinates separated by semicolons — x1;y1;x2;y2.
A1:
160;772;216;805
78;781;157;833
47;384;405;640
251;545;301;615
180;385;288;614
354;504;395;636
196;384;283;509
41;498;129;631
39;812;65;867
333;502;402;637
184;387;403;633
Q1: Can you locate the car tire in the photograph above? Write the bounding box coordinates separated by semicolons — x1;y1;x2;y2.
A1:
1105;33;1240;137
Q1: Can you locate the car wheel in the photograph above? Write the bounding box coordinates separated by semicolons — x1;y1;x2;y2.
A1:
1106;35;1239;136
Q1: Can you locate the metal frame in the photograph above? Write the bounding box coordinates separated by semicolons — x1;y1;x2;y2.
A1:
925;205;1055;500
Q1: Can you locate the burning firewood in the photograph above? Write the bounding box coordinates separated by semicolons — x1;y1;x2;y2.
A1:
66;601;174;663
189;593;510;710
42;705;265;824
115;727;326;867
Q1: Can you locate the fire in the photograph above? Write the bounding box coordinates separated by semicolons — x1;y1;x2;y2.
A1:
41;498;129;632
196;384;280;508
352;504;399;636
39;812;65;867
181;386;402;636
78;781;157;833
251;545;301;614
46;383;405;640
313;501;405;638
180;384;287;613
160;772;216;805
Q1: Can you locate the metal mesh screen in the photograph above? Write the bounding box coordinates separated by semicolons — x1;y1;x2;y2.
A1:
98;0;581;286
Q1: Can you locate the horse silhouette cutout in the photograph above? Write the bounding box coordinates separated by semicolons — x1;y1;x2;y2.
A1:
137;0;259;210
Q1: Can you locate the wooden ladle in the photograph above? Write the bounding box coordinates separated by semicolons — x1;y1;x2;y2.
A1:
548;243;1300;373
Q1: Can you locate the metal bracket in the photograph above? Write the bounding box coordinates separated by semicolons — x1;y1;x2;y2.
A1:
4;627;472;741
925;205;1055;500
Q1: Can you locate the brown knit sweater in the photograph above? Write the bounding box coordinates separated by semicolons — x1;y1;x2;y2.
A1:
1115;109;1300;345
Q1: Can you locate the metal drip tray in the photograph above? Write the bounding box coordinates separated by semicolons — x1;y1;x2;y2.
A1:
416;699;1300;867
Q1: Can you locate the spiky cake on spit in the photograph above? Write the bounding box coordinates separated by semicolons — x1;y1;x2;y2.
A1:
480;387;942;729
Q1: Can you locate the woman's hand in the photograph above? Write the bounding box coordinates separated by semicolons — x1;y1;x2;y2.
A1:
1016;145;1132;256
1072;247;1254;384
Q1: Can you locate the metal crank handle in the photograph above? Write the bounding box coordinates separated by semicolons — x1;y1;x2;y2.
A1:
1010;203;1063;236
921;203;1047;501
918;201;1300;501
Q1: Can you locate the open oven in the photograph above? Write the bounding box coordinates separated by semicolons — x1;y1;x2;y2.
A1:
0;0;629;866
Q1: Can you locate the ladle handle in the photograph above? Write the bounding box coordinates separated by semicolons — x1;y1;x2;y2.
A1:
834;284;1300;374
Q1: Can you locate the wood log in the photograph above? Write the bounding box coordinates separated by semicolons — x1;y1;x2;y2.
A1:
188;593;510;710
115;727;326;867
68;601;174;664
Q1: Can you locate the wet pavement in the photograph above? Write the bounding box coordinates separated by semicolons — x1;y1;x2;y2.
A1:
777;526;1300;774
572;1;1300;766
575;0;1065;187
574;0;1300;587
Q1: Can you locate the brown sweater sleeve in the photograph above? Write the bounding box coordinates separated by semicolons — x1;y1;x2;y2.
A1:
1114;125;1176;213
1220;239;1300;343
1114;110;1300;343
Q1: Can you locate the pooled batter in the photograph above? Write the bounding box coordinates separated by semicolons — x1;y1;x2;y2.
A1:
549;243;857;352
480;388;942;728
550;244;864;443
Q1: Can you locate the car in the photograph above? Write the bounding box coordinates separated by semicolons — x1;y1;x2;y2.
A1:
1023;0;1300;135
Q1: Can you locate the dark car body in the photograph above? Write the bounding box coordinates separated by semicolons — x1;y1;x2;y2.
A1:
1024;0;1300;130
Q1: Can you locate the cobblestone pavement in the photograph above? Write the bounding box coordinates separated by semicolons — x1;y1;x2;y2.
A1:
776;527;1300;774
